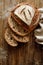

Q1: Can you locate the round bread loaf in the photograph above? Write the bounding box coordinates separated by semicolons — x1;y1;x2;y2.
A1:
11;2;40;32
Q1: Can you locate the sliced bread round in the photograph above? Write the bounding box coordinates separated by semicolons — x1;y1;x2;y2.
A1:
5;28;29;43
8;15;29;36
4;28;18;47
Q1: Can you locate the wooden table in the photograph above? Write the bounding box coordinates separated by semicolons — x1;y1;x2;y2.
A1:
0;0;43;65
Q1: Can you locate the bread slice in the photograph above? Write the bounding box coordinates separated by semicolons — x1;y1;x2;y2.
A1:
12;31;29;43
8;15;29;36
4;28;18;47
5;28;29;43
11;2;40;32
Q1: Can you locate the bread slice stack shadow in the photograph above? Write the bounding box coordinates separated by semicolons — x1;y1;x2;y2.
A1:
4;2;40;47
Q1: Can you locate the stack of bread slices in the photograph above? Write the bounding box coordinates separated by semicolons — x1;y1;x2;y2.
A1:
4;2;40;47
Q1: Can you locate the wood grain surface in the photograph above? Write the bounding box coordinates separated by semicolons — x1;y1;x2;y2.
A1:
0;0;43;65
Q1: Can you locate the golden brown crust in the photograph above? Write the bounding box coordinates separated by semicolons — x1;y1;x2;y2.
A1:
11;2;40;32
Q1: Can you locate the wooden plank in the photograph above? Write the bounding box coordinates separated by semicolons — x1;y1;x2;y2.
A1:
39;0;43;8
0;0;43;65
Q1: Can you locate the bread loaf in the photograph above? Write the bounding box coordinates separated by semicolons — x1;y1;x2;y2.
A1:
11;2;40;32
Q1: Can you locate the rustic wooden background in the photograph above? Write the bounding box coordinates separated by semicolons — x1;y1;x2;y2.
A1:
0;0;43;65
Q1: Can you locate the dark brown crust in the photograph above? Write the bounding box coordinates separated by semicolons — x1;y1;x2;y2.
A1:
29;9;40;31
8;15;29;36
11;2;40;32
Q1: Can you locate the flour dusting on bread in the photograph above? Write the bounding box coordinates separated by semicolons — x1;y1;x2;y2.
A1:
14;5;35;25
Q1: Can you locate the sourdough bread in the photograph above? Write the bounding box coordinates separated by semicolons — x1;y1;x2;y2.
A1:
5;28;29;43
11;2;40;32
5;28;18;47
8;15;29;36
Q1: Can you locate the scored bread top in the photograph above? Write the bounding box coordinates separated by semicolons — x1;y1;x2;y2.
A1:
14;4;35;25
11;2;40;32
